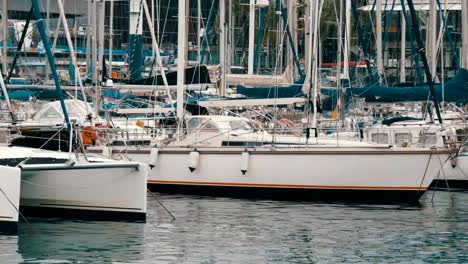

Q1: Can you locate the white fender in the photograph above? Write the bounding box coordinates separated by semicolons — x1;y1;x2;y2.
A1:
188;150;200;172
149;147;159;169
241;151;250;175
451;157;458;168
102;146;113;158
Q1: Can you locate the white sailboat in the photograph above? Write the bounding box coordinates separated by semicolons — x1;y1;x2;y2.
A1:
0;146;148;221
0;165;20;235
0;0;149;222
109;0;454;204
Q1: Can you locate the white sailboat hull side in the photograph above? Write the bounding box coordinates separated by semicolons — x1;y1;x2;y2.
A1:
127;147;452;203
432;154;468;190
19;162;148;221
0;166;21;235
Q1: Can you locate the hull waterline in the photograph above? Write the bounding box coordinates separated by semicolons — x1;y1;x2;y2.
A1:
123;147;452;204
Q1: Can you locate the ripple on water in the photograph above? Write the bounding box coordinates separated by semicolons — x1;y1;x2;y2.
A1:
0;191;466;263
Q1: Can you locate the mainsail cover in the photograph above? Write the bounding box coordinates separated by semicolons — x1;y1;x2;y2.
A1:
346;68;468;104
236;77;305;99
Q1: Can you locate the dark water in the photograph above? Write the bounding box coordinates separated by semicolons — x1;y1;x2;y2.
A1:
1;191;468;263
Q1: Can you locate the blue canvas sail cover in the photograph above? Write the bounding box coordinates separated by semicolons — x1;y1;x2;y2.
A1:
236;77;306;99
346;68;468;104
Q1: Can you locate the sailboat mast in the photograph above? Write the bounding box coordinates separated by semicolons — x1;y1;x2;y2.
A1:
86;0;91;80
92;0;98;85
0;69;14;120
56;0;89;110
98;0;105;83
177;0;186;123
141;0;174;106
343;0;351;80
336;0;342;87
247;0;255;74
427;0;437;80
376;0;383;82
30;0;71;130
219;0;226;95
109;0;114;77
406;0;443;125
400;9;406;83
462;0;468;68
311;0;321;129
2;0;8;75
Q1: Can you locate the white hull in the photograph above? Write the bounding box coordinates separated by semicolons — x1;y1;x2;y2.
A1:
19;162;148;221
126;147;452;203
0;146;148;221
432;154;468;189
0;166;21;235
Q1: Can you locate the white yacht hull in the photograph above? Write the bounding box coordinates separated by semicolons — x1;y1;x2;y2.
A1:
431;154;468;190
126;147;452;203
19;162;148;221
0;166;21;235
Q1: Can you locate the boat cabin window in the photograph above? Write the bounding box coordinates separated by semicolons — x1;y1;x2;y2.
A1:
395;133;412;147
229;120;252;132
420;133;437;146
186;118;203;132
371;133;389;144
199;121;219;133
42;107;62;118
186;118;220;133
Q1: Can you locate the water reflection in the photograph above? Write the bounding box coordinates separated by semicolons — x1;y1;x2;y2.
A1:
17;219;144;263
0;191;466;263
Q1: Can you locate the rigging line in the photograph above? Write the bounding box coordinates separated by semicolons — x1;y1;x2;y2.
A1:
436;0;460;70
16;125;66;166
0;187;31;225
431;153;453;202
147;189;176;222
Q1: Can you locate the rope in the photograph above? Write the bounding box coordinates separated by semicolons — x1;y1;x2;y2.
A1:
0;187;30;225
147;189;176;221
16;125;67;166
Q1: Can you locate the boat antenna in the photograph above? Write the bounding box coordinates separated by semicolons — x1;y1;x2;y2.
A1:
30;1;71;130
405;0;443;125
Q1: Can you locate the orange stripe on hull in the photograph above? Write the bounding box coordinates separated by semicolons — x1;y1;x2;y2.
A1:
147;180;428;191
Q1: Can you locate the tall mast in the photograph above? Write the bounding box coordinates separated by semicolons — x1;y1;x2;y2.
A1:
376;0;383;82
336;0;343;89
92;0;98;85
56;0;89;110
2;0;8;75
141;0;174;107
197;0;201;64
427;0;437;80
247;0;255;74
98;0;105;83
406;0;443;125
109;0;114;77
177;0;186;124
0;69;13;120
219;0;226;95
462;0;468;68
31;0;71;130
400;9;406;83
343;0;351;80
129;0;144;81
311;0;321;129
86;0;91;80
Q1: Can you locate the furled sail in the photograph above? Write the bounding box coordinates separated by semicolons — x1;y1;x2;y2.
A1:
346;68;468;104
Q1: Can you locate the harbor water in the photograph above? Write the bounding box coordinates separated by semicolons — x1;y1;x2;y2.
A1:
1;191;467;263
